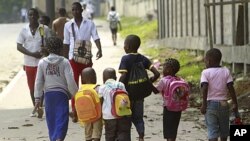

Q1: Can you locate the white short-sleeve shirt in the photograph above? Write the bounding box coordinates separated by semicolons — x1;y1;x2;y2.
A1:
63;18;100;60
200;67;233;101
16;24;51;66
98;79;126;120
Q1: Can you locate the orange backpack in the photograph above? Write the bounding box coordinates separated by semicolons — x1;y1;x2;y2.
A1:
75;84;101;123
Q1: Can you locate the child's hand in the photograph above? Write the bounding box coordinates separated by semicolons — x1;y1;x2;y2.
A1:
151;84;159;94
200;104;207;115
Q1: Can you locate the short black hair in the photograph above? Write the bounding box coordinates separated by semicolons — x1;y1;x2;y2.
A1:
58;8;66;16
125;34;141;51
81;67;97;84
29;8;39;17
45;37;63;54
164;58;180;74
103;68;116;83
111;6;115;11
72;2;82;9
206;48;222;64
40;15;50;25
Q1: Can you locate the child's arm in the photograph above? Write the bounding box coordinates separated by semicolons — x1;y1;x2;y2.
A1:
152;85;159;94
32;101;41;114
200;82;208;115
149;66;160;83
227;82;238;112
30;100;41;117
119;72;127;84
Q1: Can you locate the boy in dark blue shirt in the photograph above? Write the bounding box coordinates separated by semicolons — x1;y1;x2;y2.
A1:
118;34;160;141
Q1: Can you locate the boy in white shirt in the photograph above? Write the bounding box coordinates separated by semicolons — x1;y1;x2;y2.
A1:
99;68;131;141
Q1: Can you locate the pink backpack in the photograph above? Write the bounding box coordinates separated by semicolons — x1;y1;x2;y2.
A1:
163;76;189;111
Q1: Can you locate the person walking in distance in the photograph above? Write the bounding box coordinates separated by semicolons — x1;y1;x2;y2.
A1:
63;2;102;122
82;2;92;20
107;6;122;46
16;8;51;107
52;8;69;41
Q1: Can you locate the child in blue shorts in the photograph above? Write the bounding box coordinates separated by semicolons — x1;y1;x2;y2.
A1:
200;48;238;141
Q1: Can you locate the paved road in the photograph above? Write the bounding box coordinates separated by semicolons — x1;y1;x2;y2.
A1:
0;20;128;141
0;20;207;141
0;23;23;91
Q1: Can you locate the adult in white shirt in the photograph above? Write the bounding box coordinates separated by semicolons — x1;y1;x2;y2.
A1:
82;3;92;20
63;2;102;122
17;8;51;106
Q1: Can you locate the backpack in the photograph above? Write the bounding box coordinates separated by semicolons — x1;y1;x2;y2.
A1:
126;58;153;100
163;76;189;111
75;84;101;123
109;13;118;29
110;89;132;117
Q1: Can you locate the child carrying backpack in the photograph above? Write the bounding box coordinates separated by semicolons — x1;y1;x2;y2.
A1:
99;68;132;141
107;6;122;46
154;58;190;141
118;35;160;141
74;67;103;141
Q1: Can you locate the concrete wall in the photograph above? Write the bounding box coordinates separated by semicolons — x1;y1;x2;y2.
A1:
115;0;157;17
158;0;250;64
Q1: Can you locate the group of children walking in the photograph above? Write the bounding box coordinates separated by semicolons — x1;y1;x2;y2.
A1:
31;33;238;141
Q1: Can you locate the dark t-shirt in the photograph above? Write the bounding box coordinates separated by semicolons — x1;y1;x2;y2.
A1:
118;53;152;85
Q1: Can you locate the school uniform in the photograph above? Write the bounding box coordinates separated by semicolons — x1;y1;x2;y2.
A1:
107;11;120;34
16;24;51;104
99;79;132;141
63;18;100;111
118;53;153;138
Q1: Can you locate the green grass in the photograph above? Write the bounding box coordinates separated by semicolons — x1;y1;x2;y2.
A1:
120;17;158;44
119;16;204;86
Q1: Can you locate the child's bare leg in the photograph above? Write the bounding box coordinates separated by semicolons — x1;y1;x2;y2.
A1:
167;138;176;141
112;34;115;45
93;138;100;141
220;137;227;141
209;138;218;141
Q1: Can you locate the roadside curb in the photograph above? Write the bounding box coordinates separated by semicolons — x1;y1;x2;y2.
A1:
0;69;24;101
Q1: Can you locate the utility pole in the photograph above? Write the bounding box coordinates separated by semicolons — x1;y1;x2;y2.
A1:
46;0;55;27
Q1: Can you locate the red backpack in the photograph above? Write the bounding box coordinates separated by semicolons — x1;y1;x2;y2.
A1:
163;76;190;111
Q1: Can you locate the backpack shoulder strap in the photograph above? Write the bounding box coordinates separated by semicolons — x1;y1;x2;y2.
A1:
71;22;76;41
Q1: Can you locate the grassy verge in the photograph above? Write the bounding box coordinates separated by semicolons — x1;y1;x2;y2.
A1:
120;17;158;44
119;17;204;87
